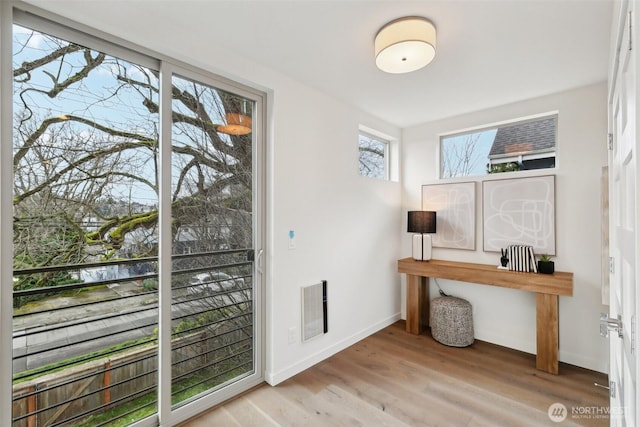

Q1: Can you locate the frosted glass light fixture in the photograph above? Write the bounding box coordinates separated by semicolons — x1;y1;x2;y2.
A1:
407;211;437;261
375;16;437;74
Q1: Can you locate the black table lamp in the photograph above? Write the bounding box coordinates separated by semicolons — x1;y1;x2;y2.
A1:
407;211;436;261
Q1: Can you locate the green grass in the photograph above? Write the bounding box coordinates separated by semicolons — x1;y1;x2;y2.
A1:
13;336;155;384
71;391;157;427
70;364;251;426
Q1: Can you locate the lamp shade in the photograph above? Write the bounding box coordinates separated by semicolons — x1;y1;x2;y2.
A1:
407;211;436;234
375;16;436;74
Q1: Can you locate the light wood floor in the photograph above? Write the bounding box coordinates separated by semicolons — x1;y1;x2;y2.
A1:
181;321;609;426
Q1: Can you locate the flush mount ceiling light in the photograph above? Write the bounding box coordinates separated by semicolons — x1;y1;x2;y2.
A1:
375;16;437;74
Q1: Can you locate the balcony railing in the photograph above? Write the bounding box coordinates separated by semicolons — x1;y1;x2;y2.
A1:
12;249;254;427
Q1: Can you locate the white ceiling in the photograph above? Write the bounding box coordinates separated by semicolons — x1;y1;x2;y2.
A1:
23;0;615;128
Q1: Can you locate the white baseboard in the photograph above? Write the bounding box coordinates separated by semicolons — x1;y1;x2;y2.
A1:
474;328;536;355
476;329;608;374
559;350;608;374
265;312;401;385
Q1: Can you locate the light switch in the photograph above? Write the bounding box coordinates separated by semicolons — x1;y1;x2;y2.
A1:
288;229;296;249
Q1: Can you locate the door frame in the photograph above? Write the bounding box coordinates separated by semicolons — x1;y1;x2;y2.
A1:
608;0;639;425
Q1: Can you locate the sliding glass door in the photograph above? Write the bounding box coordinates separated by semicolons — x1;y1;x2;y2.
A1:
168;73;259;409
8;8;263;426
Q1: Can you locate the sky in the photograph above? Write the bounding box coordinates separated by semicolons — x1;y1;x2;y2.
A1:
441;129;497;178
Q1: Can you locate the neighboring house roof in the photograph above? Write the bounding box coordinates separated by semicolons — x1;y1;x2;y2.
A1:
488;117;556;158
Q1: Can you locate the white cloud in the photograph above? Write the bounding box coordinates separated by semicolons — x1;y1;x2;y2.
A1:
13;25;46;49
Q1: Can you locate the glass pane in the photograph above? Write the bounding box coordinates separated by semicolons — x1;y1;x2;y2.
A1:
170;74;254;408
440;116;557;178
359;133;387;179
12;25;160;426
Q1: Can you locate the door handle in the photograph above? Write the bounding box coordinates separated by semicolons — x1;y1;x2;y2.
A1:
600;313;623;338
256;249;264;275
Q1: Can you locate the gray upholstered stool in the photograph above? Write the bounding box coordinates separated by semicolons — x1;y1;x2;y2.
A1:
430;296;474;347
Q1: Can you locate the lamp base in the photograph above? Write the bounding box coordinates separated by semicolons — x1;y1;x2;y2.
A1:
412;234;432;261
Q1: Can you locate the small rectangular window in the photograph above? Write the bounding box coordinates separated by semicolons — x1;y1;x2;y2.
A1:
359;132;389;180
440;115;557;178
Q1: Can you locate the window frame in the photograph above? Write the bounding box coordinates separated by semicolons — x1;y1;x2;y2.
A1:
358;129;391;181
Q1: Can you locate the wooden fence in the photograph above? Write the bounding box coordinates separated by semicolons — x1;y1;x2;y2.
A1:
12;328;251;426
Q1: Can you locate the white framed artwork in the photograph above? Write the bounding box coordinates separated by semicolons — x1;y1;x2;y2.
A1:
422;182;476;250
482;175;555;254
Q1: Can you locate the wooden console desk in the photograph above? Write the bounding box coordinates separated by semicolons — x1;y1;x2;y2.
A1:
397;258;573;374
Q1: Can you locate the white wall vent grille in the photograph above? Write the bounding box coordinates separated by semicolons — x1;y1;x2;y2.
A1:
302;281;327;342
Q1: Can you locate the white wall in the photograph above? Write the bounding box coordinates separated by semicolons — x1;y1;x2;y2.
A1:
264;78;403;384
401;82;609;373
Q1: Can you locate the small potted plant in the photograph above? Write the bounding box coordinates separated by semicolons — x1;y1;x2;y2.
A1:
538;254;555;274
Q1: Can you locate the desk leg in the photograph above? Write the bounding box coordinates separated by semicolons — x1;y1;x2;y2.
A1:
406;274;429;335
536;293;559;374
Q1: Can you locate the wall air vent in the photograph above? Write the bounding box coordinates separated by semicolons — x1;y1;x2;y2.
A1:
302;280;328;342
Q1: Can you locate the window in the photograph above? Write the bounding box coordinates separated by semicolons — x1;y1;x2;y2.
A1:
359;132;389;179
440;115;557;178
